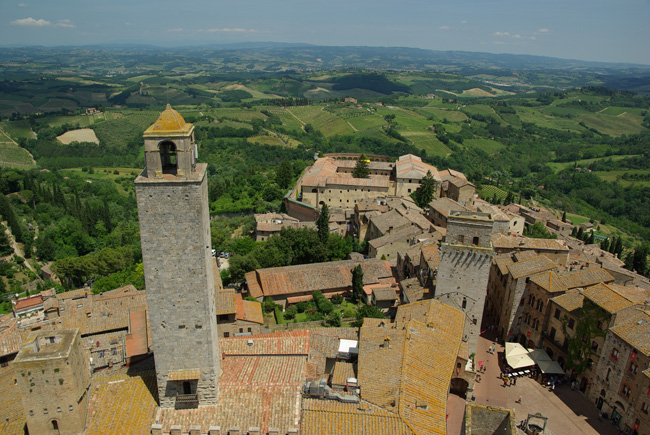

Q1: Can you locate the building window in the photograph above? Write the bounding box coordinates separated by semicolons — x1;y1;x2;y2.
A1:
554;309;560;319
224;332;229;338
462;297;467;309
549;327;556;340
472;236;479;245
457;235;465;244
622;384;631;397
611;348;619;360
248;328;252;333
606;368;611;381
568;318;575;330
642;402;649;414
630;363;638;374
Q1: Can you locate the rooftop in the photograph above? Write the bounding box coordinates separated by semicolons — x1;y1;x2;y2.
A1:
610;309;650;356
583;283;649;314
428;197;468;218
530;271;567;293
235;293;264;324
246;258;395;299
559;268;614;289
491;233;569;252
143;104;193;137
220;330;311;356
551;289;585;313
395;154;440;181
0;315;22;357
507;255;555;279
15;328;77;362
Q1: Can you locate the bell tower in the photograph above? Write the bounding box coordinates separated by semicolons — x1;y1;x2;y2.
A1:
135;105;219;408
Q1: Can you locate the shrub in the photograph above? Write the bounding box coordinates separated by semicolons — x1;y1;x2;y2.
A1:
296;301;307;313
331;294;343;305
284;305;298;320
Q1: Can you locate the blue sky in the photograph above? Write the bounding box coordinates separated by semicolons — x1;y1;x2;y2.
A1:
2;0;649;65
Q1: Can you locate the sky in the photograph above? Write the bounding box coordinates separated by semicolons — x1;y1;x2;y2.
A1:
1;0;649;65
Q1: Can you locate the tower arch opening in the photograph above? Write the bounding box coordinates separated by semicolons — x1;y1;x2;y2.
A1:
159;141;177;174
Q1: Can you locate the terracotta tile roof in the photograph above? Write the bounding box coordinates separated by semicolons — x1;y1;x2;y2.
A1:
57;288;89;300
373;288;398;302
559;268;614;289
610;310;650;356
513;250;538;262
369;226;423;249
168;369;201;381
438;168;466;180
530;271;567;293
582;283;636;314
220;355;306;386
358;299;465;435
217;289;237;315
246;259;395;298
494;255;515;275
84;370;158;435
156;353;305;433
308;328;359;376
0;315;21;357
551;289;584;313
332;361;357;386
300;157;390;189
506;256;555;279
420;244;440;268
235;293;264;324
302;398;413;435
0;366;25;435
395;154;440;181
125;310;149;357
23;285;147;337
491;233;569;252
400;278;424;303
220;330;311;356
14;294;43;312
428;198;467;217
604;284;650;304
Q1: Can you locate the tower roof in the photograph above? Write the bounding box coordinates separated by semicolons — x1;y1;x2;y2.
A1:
143;104;193;137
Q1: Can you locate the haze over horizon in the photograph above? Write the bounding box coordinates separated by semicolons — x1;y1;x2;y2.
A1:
1;0;649;66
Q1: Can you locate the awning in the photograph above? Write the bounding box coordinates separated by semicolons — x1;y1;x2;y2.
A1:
505;342;535;369
168;369;200;381
528;348;565;374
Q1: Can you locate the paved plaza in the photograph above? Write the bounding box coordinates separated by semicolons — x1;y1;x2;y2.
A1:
447;333;621;435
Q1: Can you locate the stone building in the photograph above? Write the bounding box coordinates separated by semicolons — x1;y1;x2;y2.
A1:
135;105;220;408
435;211;495;355
427;197;468;228
588;307;650;434
491;233;569;267
14;329;90;435
254;212;315;242
216;290;264;337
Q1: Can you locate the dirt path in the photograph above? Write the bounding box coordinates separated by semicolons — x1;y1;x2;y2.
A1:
346;120;358;132
2;222;35;273
285;108;306;127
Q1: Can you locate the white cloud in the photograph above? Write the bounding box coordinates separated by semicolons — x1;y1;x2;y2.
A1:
460;20;467;24
513;34;521;39
56;19;75;28
11;17;51;26
11;17;75;28
439;25;450;31
529;36;536;40
17;3;27;7
493;32;510;36
538;28;550;33
167;28;183;32
493;41;506;45
205;28;255;33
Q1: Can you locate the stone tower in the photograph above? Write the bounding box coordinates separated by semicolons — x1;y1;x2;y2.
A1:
435;211;494;356
14;329;90;435
135;105;219;408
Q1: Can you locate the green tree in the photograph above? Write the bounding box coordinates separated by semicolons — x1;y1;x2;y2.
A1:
524;222;557;239
411;170;436;209
316;203;330;244
352;155;370;179
352;304;385;327
351;264;364;303
327;310;342;327
562;211;567;223
275;159;293;189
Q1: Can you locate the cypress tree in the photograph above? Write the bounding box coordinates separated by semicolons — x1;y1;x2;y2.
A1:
316;203;330;244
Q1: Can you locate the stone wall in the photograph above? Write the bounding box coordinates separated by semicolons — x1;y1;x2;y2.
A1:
136;164;220;408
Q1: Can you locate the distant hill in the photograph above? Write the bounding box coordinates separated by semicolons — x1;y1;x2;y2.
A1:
1;43;650;93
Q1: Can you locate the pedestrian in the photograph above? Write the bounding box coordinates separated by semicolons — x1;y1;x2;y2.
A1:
503;378;508;387
513;376;517;385
478;361;483;371
515;396;522;404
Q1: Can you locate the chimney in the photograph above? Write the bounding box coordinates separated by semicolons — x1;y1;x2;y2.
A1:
208;427;221;435
151;424;163;435
189;426;201;435
229;427;241;435
268;428;280;435
248;427;261;435
170;425;182;435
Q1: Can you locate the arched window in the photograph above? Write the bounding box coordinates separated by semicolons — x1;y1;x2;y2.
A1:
159;141;177;173
52;420;59;430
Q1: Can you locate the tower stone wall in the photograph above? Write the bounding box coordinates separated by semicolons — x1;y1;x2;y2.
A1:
135;106;219;409
14;329;90;435
436;211;494;356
